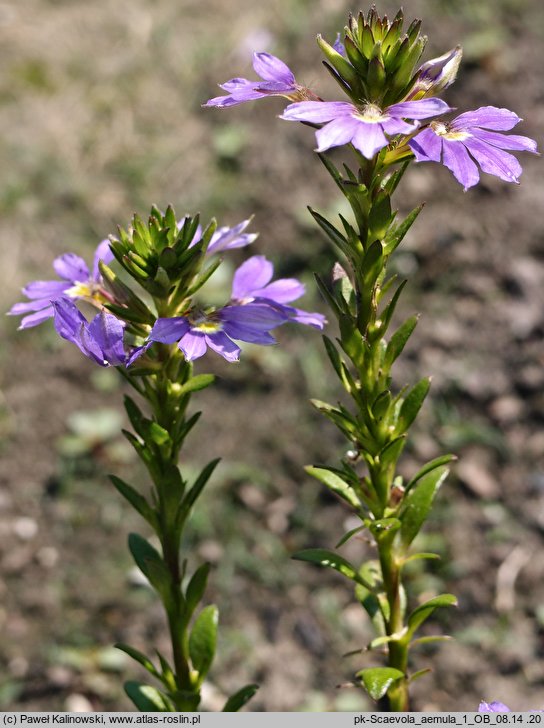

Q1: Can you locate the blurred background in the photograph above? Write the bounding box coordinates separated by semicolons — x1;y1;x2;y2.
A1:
0;0;543;712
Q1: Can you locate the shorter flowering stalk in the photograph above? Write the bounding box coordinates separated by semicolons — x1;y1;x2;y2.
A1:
11;205;322;711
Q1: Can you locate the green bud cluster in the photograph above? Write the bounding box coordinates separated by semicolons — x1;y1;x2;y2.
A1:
318;6;427;106
109;205;219;304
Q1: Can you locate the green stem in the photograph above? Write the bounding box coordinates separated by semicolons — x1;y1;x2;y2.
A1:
378;539;409;711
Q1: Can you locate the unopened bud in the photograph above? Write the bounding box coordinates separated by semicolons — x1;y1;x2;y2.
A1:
408;46;462;99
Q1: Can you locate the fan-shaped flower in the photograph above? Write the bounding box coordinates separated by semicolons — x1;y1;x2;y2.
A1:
9;239;113;329
52;298;126;367
281;97;451;159
409;106;539;189
230;255;325;329
204;52;314;108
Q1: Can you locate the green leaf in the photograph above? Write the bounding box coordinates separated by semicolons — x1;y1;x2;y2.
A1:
407;594;457;638
109;476;157;530
396;377;431;434
355;561;386;635
408;668;432;684
384;204;424;255
179;459;220;525
378;279;407;337
176;374;215;397
384;315;418;370
189;605;218;680
115;644;161;681
368;192;393;240
410;635;452;649
357;667;404;700
399;466;449;549
222;684;259;712
369;517;401;542
405;454;457;495
308;207;353;262
401;552;441;567
305;466;361;511
128;533;171;603
124;681;174;712
185;563;211;620
292;549;374;590
335;525;366;548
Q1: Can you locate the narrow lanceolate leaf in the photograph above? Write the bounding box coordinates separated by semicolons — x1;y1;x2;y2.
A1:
399;466;449;549
407;594;458;638
124;681;174;712
308;207;354;262
404;454;457;495
222;684;259;712
378;279;407;337
292;549;375;591
384;203;424;255
189;604;218;680
384;314;419;370
336;525;366;548
305;465;362;511
185;563;211;622
109;476;158;530
128;533;171;604
176;373;215;397
396;377;431;434
357;667;404;700
114;644;161;681
178;458;221;524
408;668;432;684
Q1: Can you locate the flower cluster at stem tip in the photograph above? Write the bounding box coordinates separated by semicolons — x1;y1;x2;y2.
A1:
204;13;538;190
9;217;325;367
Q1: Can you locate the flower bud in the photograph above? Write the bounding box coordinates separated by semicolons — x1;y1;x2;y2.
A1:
408;46;462;99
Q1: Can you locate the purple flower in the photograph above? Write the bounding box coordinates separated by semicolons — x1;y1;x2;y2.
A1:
9;239;114;329
280;98;451;159
479;702;511;712
183;218;257;254
408;46;463;99
204;52;315;108
52;298;126;367
148;303;287;363
230;255;326;329
333;33;346;56
409;106;539;190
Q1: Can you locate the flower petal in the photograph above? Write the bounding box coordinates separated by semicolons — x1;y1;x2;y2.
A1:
281;101;354;123
17;307;55;329
253;52;295;85
208;219;258;254
206;331;241;362
442;140;480;189
254;278;306;304
232;256;274;299
463;137;522;183
389;98;451;120
178;330;208;360
479;703;511;713
222;303;286;329
351;122;389;159
149;317;191;344
21;280;69;300
9;299;52;315
381;117;417;136
470;129;538;154
315;117;359;152
87;310;126;366
92;239;114;281
53;253;89;282
288;307;327;329
453;106;521;131
223;320;277;345
409;128;443;162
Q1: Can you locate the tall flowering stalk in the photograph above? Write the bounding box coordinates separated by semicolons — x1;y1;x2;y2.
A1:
10;206;322;711
206;7;537;710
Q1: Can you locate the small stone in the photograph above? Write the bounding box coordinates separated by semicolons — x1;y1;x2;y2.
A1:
489;396;523;424
13;517;38;541
65;694;93;712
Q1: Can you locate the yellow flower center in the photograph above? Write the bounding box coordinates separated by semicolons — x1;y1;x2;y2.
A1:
354;103;388;124
190;312;223;334
66;281;105;303
430;121;470;141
